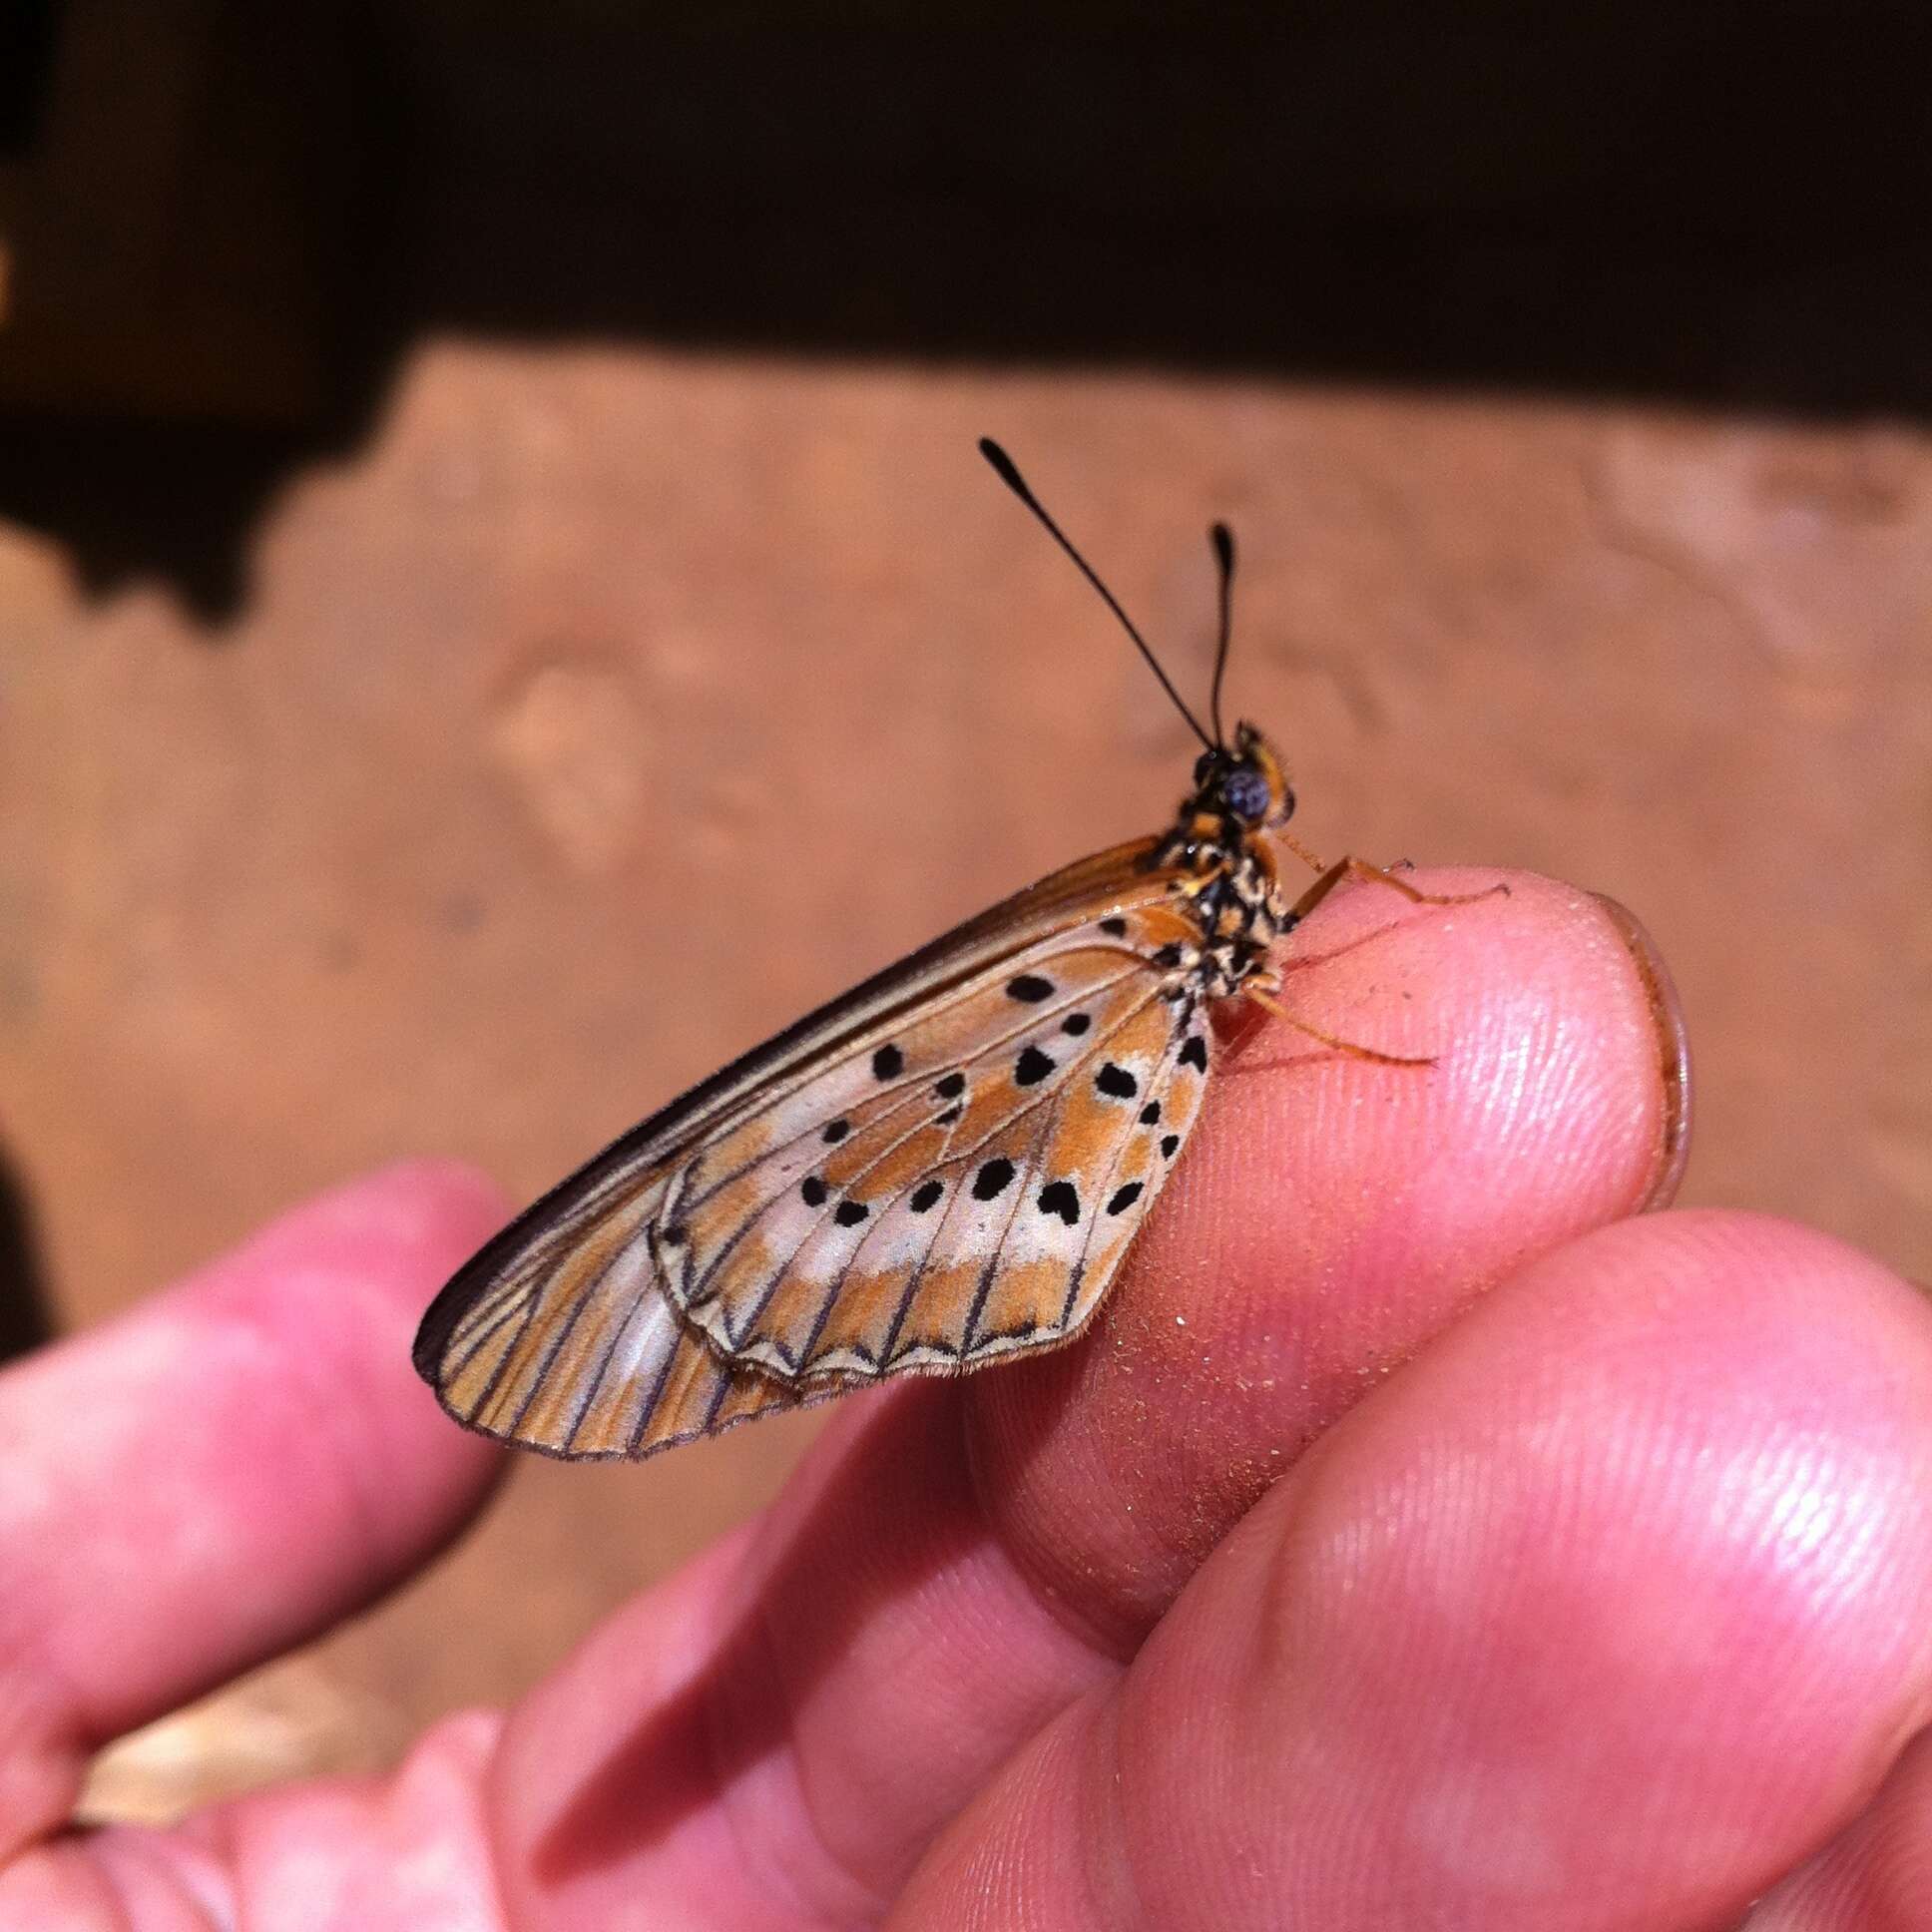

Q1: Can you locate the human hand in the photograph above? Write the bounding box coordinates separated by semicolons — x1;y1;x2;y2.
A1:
4;870;1928;1929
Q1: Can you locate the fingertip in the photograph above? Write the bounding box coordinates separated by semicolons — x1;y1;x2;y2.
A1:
195;1157;512;1481
0;1163;516;1844
1584;891;1690;1209
1235;865;1685;1235
186;1156;518;1544
229;1159;513;1312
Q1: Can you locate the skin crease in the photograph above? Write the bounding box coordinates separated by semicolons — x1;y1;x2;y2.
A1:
0;867;1927;1930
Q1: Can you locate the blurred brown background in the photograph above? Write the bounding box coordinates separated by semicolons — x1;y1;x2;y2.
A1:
3;0;1928;1811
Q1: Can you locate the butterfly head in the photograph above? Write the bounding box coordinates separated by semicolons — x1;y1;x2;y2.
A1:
1192;723;1295;831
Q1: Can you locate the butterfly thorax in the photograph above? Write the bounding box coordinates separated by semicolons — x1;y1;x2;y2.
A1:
1148;822;1290;1003
1149;722;1297;1003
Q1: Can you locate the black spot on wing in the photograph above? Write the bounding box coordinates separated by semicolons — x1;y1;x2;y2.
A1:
1006;974;1054;1002
1179;1036;1208;1073
1061;1013;1091;1036
1100;917;1128;937
1161;1134;1180;1159
1140;1101;1162;1125
1096;1062;1138;1100
800;1177;827;1207
910;1180;943;1213
872;1044;904;1081
1014;1046;1055;1087
1106;1182;1145;1215
972;1159;1015;1202
822;1119;849;1144
834;1200;869;1227
1036;1181;1080;1225
934;1071;967;1100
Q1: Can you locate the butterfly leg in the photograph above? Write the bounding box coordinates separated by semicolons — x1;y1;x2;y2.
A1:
1273;826;1329;875
1249;859;1505;1067
1173;856;1231;899
1288;856;1509;926
1242;979;1436;1068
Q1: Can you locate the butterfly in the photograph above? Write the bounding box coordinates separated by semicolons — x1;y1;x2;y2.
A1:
413;439;1485;1461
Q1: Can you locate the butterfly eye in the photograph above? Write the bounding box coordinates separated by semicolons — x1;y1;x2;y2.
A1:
1222;763;1271;822
1193;749;1217;785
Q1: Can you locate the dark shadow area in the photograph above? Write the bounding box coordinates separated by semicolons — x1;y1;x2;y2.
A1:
0;421;315;618
2;2;1928;620
0;1142;56;1365
0;0;60;155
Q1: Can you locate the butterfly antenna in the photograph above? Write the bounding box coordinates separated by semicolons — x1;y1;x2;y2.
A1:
978;437;1216;754
1208;522;1234;750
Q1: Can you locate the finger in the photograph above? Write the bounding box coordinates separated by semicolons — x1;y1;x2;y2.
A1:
0;1707;506;1931
892;1213;1932;1930
0;1162;508;1853
977;866;1690;1641
486;867;1688;1923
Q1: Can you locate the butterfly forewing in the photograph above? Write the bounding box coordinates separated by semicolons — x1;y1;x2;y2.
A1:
468;1235;820;1460
412;841;1216;1459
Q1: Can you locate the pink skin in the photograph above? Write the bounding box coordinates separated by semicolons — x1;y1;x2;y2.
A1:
1;868;1927;1930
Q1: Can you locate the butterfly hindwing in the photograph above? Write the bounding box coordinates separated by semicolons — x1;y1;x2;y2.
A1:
661;933;1172;1365
960;1000;1210;1360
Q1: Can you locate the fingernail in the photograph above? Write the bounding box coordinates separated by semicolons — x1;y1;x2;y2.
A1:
1591;892;1692;1212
